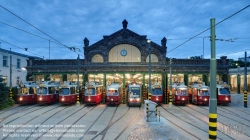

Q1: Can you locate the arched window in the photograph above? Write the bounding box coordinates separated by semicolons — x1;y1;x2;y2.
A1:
146;54;158;62
109;44;141;62
92;54;104;63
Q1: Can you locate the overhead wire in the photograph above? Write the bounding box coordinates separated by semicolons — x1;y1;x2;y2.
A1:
166;0;200;37
167;5;250;54
0;39;45;58
0;4;84;57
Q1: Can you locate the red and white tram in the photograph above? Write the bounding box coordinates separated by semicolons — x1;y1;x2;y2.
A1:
84;82;104;105
106;82;123;105
127;82;141;107
151;82;163;104
172;82;188;105
17;82;38;104
217;82;231;105
37;81;60;104
59;82;78;105
189;82;210;105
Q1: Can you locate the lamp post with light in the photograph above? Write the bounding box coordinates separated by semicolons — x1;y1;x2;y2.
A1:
147;39;152;100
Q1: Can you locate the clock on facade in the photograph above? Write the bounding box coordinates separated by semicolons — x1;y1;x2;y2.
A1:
120;49;127;56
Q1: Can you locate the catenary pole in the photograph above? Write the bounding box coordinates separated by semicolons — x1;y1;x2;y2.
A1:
208;18;217;140
244;51;247;108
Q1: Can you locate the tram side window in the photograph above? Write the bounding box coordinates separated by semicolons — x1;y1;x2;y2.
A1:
29;87;35;94
70;87;76;94
38;88;47;94
48;87;55;94
20;88;28;94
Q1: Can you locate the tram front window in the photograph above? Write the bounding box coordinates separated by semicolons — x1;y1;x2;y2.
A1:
86;88;95;95
152;88;162;95
129;88;140;98
199;90;209;96
219;88;230;95
38;88;47;95
60;88;70;95
177;90;187;95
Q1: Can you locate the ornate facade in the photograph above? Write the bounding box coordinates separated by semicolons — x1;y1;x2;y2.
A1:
26;20;231;103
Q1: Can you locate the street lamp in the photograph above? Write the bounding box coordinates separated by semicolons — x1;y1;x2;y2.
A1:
147;39;151;99
203;36;210;59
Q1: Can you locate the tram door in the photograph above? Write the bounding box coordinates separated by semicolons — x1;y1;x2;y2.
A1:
125;74;143;103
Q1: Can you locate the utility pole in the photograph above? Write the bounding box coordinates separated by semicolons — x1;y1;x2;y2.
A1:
244;51;248;108
49;39;50;60
76;54;80;106
9;48;12;99
169;58;172;107
208;18;217;140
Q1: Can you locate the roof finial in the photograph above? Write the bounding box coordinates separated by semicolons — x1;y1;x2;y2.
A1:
122;19;128;29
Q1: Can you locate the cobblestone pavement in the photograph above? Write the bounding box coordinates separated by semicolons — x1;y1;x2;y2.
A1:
127;117;188;140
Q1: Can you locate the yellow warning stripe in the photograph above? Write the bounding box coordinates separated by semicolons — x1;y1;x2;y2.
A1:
209;122;217;127
209;114;217;118
209;130;217;136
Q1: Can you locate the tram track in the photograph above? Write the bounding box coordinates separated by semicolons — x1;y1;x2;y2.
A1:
115;107;141;140
186;105;250;138
37;105;93;140
0;104;39;123
0;104;20;114
24;105;72;140
77;105;108;140
160;105;226;140
2;104;66;140
90;106;119;140
160;106;200;139
201;106;250;122
229;106;250;115
0;105;45;128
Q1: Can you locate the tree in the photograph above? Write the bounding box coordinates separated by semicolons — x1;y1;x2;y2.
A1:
0;76;14;110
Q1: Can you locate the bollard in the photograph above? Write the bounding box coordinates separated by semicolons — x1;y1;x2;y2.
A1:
9;88;12;99
123;87;126;104
244;90;247;108
209;113;217;139
76;90;80;106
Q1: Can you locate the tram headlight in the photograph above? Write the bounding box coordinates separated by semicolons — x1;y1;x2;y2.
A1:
204;98;207;101
111;98;113;101
182;98;185;101
39;97;42;101
225;97;228;101
62;98;64;101
156;98;158;101
19;97;23;101
88;98;91;101
136;98;140;102
130;98;133;102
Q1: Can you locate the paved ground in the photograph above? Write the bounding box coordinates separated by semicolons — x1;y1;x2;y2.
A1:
0;93;249;140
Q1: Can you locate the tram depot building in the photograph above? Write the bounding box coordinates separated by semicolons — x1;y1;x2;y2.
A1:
26;20;231;104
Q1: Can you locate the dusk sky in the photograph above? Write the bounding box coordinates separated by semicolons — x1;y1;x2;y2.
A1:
0;0;249;60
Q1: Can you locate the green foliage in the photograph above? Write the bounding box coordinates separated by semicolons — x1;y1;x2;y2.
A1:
0;83;15;110
11;87;18;103
190;56;202;59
